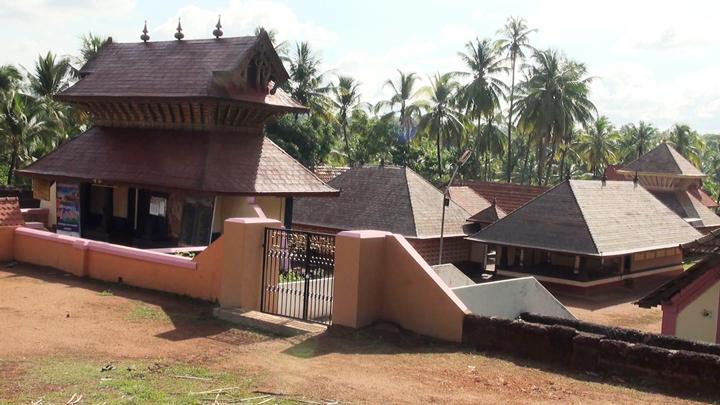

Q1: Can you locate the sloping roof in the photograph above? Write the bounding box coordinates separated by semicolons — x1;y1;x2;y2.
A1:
637;255;720;308
652;190;720;229
0;197;24;226
58;35;303;110
15;127;337;196
313;166;350;183
454;181;548;214
620;142;704;177
689;186;719;209
293;166;471;238
468;180;702;256
448;186;492;215
468;203;506;224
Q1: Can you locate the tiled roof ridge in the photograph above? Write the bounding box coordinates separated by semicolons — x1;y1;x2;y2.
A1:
464;179;561;238
403;167;420;237
567;180;601;255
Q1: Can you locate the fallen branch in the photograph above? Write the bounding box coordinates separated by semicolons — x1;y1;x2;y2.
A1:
190;386;241;396
66;393;83;405
173;374;214;381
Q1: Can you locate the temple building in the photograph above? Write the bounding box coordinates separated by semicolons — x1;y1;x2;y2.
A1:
293;166;477;264
16;27;337;247
468;180;702;289
609;142;720;232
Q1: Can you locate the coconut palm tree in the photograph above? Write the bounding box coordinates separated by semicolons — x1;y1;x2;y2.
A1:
667;123;704;166
0;65;21;92
417;73;464;181
286;42;331;118
78;32;110;66
577;116;619;178
378;70;424;142
0;91;51;184
620;121;656;162
29;52;72;98
514;50;596;184
329;76;362;163
496;17;535;182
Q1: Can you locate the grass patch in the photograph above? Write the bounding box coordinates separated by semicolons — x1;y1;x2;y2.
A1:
11;358;298;404
128;304;171;323
98;289;114;296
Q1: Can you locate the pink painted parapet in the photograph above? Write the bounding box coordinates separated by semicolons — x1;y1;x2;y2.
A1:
12;227;222;301
660;267;720;343
334;230;470;342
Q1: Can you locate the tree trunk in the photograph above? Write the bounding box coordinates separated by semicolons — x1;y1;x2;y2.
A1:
536;137;545;185
342;120;351;165
6;144;18;185
520;138;531;185
506;56;517;183
544;134;558;186
558;144;567;181
436;130;442;181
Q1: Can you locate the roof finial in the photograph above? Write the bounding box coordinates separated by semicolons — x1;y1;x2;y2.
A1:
601;173;607;187
140;21;150;42
633;171;639;187
213;15;224;39
174;18;184;40
492;196;497;206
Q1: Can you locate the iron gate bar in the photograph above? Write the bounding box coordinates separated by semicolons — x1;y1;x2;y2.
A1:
260;227;335;325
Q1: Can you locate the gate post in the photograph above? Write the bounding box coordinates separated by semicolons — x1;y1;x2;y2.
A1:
219;217;281;309
333;230;389;328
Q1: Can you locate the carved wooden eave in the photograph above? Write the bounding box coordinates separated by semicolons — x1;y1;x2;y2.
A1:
62;96;298;131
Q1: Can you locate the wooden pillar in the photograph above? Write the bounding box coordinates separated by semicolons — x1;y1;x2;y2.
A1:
520;249;525;267
573;255;580;274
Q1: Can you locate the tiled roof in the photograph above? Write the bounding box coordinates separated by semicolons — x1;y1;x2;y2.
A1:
313;166;350;183
58;35;303;110
652;190;720;229
637;255;720;308
689;186;719;209
0;197;24;226
294;166;471;238
453;181;548;214
468;203;506;224
448;186;492;215
468;180;702;256
16;127;338;196
620;142;704;177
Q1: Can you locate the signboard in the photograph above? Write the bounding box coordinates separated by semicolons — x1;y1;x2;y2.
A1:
56;183;81;237
149;196;167;217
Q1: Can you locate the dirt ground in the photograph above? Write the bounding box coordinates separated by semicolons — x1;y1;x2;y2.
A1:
0;264;709;404
552;276;673;333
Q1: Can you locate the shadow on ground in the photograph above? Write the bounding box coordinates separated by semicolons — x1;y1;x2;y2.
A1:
0;261;276;345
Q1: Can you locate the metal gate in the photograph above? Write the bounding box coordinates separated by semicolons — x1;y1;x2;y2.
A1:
260;228;335;324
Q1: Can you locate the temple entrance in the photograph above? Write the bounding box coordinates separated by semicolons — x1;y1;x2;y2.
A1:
260;228;335;325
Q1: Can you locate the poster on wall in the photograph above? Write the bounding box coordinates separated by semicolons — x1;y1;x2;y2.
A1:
56;183;81;237
149;196;167;217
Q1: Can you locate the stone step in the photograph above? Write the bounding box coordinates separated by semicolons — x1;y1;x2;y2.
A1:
213;307;327;337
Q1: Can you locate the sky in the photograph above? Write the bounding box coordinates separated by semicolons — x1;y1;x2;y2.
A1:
2;0;720;133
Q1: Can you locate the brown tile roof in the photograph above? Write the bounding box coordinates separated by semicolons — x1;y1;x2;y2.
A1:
16;127;337;196
620;142;704;177
313;166;350;183
652;190;720;229
468;203;506;224
58;35;303;110
637;255;720;308
453;181;548;214
294;166;471;238
0;197;24;226
448;186;492;215
689;186;719;209
468;180;702;256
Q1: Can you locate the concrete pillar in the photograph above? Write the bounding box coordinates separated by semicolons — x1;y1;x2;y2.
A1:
573;255;580;274
333;230;388;328
219;217;281;309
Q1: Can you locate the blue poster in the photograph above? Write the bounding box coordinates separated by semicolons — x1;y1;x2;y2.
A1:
56;183;81;237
